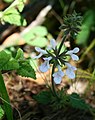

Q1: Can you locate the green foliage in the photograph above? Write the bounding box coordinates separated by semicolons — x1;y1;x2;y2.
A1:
0;106;4;120
0;51;19;70
69;93;90;110
34;89;91;112
17;60;36;79
33;91;52;105
3;0;13;3
60;11;82;36
0;0;27;26
23;26;48;47
0;48;36;78
0;48;36;120
0;72;13;120
76;10;95;45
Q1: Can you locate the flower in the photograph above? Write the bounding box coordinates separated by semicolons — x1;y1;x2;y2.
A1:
39;57;52;72
65;63;77;79
53;65;64;84
34;47;47;59
47;39;57;50
66;47;79;61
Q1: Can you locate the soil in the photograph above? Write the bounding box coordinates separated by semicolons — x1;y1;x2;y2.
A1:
3;72;94;120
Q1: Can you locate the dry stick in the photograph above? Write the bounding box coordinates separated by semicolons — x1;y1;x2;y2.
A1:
20;4;52;36
0;5;52;50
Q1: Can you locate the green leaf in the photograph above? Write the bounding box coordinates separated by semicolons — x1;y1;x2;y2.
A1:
76;10;95;45
3;8;26;26
3;0;13;3
0;106;4;120
23;26;48;47
31;26;48;36
17;61;36;79
0;50;19;71
1;59;19;71
33;91;52;104
0;72;13;120
69;93;90;110
0;0;27;26
27;37;48;47
0;51;11;68
15;48;24;60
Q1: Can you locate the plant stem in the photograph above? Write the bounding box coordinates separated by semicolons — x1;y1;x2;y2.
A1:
51;64;59;99
58;35;66;54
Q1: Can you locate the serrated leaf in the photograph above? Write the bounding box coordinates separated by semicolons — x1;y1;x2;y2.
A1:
1;59;19;71
0;0;27;26
0;106;4;120
3;8;26;26
15;48;24;60
17;61;36;79
0;51;11;68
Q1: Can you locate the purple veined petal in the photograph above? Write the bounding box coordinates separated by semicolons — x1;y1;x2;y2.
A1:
35;47;47;54
33;53;43;59
66;68;75;79
39;61;50;72
72;47;79;53
71;54;79;61
50;39;57;50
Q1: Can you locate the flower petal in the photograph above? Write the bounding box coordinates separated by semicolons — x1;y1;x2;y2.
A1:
50;39;57;49
71;54;79;61
73;47;79;53
39;61;50;72
33;53;43;59
35;47;47;54
66;68;75;79
53;76;62;84
43;57;52;61
66;50;73;55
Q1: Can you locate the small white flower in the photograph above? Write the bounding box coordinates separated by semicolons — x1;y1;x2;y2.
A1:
34;47;47;59
53;65;64;84
39;57;52;72
65;63;77;79
66;47;79;61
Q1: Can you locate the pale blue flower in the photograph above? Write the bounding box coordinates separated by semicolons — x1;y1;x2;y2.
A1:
66;47;79;61
47;39;57;50
53;65;64;84
34;47;47;59
39;57;52;72
65;63;77;79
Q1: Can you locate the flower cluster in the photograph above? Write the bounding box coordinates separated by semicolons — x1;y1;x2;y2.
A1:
34;39;79;84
